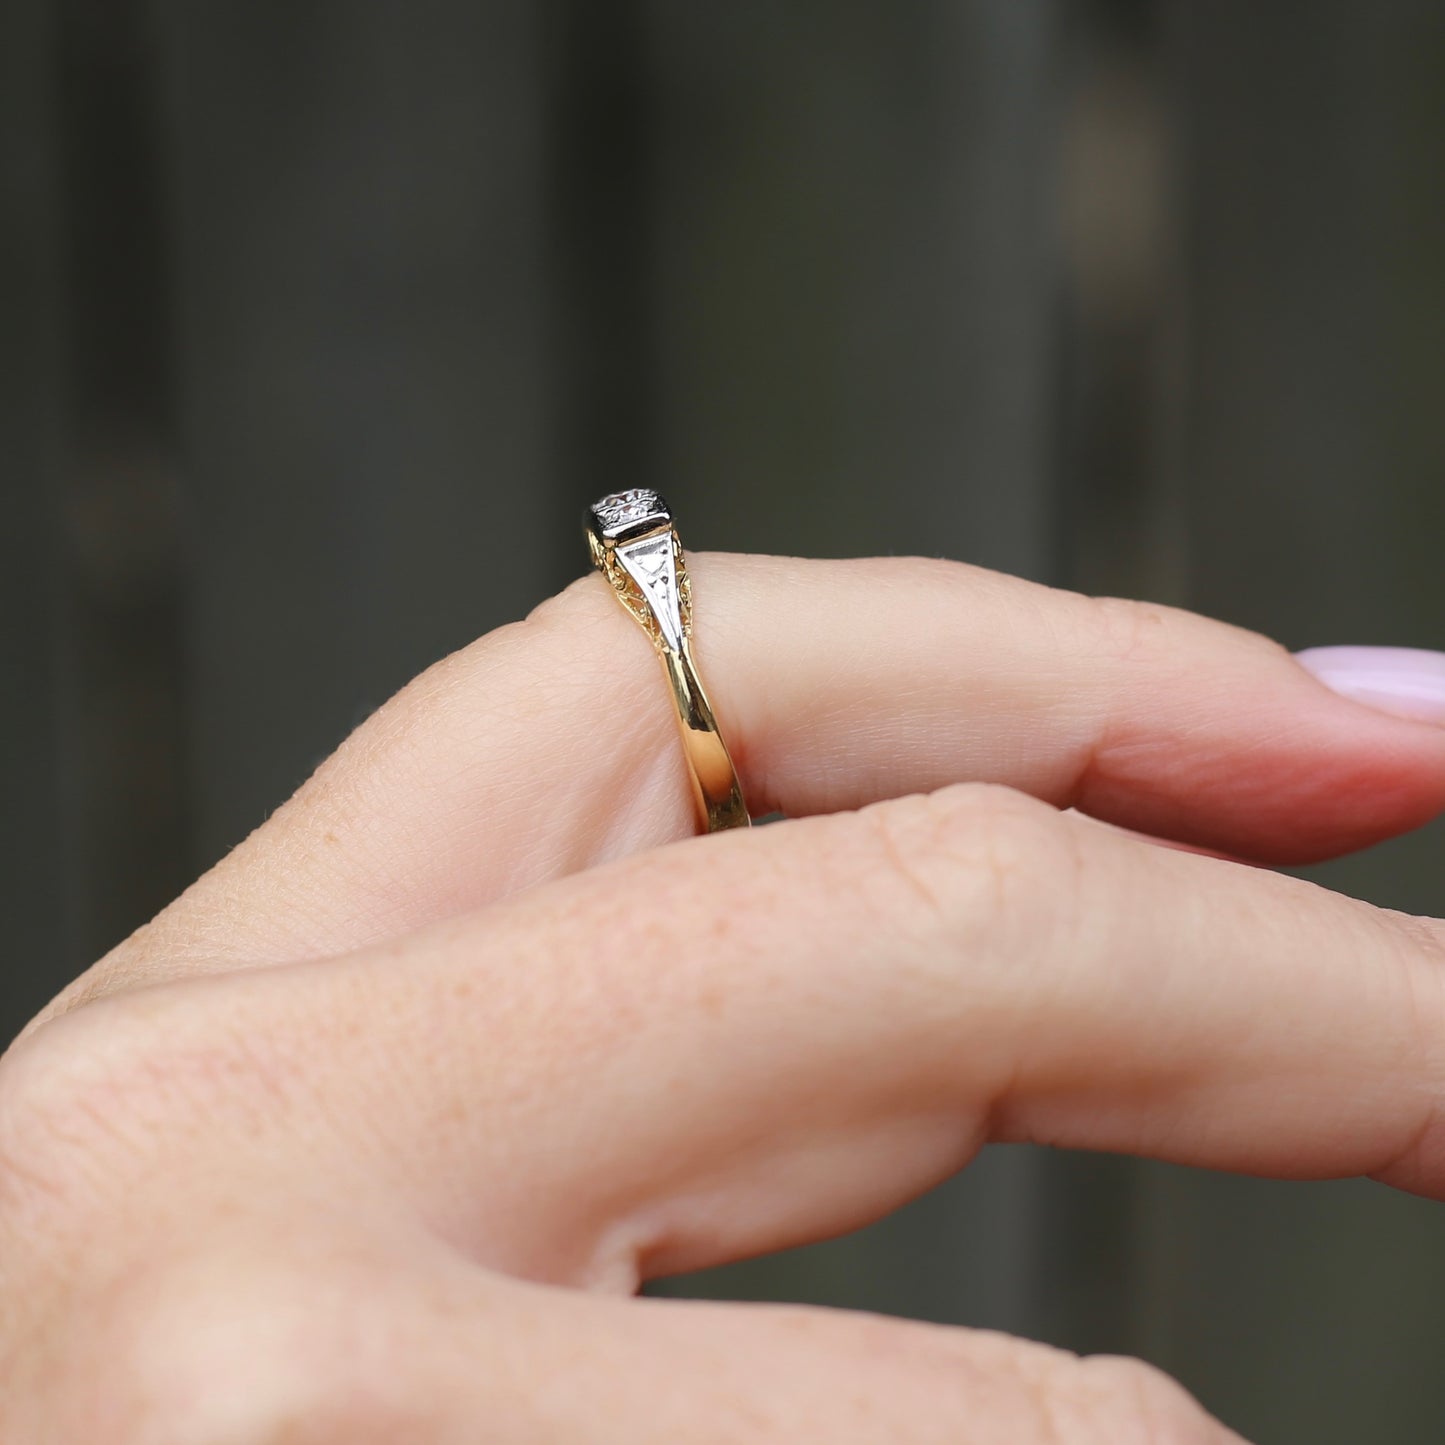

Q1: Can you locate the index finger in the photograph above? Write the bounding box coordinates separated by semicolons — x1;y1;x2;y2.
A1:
270;783;1445;1282
38;780;1445;1295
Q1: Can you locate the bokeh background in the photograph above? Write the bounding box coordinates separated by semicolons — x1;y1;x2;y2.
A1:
4;2;1445;1439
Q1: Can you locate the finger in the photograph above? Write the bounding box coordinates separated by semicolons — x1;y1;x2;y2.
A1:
179;782;1445;1285
424;1284;1246;1444
60;555;1445;1007
94;1227;1242;1444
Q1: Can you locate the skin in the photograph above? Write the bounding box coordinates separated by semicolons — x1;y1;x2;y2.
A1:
5;552;1445;1442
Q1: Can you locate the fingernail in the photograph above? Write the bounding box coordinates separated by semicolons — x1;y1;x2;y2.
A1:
1295;646;1445;724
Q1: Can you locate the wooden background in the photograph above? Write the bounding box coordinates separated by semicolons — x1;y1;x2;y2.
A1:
4;2;1445;1438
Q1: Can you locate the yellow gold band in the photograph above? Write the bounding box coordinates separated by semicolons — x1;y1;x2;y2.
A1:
586;491;750;833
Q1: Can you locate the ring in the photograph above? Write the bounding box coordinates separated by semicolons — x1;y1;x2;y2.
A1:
586;489;751;833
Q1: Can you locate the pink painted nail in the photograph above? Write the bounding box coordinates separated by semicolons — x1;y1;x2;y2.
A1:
1295;646;1445;724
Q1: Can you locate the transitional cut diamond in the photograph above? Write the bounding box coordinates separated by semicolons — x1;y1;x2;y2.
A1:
590;488;671;540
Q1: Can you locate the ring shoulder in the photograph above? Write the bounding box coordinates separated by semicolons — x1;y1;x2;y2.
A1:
596;526;691;653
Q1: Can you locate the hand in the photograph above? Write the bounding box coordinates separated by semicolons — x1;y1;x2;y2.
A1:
6;555;1445;1443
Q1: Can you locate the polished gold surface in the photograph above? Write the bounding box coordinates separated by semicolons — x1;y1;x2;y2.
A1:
587;494;750;832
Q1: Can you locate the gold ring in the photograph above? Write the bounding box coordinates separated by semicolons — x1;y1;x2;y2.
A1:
586;490;750;833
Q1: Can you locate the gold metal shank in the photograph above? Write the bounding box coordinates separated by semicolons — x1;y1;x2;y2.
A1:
586;493;751;833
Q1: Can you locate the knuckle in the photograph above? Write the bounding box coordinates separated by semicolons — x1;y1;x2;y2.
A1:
1361;909;1445;1188
92;1254;413;1445
0;1017;143;1226
1088;594;1182;667
1;1007;408;1445
1384;907;1445;973
848;783;1082;955
1065;1354;1229;1445
850;791;958;922
1088;591;1286;672
1386;915;1445;1064
0;988;294;1234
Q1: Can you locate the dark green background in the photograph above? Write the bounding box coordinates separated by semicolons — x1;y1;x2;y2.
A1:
4;3;1445;1439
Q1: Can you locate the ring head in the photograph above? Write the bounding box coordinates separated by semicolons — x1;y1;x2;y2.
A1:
589;488;673;543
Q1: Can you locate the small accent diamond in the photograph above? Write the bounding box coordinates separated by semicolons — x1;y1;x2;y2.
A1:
591;488;671;539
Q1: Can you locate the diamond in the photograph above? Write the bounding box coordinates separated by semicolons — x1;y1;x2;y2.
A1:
590;488;671;540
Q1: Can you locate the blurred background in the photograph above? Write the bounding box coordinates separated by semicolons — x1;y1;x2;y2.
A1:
4;1;1444;1438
